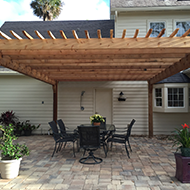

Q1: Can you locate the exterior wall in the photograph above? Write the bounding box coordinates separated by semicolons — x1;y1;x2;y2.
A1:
115;10;190;37
0;75;53;134
0;75;189;135
58;81;149;135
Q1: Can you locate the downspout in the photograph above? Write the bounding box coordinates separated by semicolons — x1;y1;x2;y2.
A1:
52;82;58;122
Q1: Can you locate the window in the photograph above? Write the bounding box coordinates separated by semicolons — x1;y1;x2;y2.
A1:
168;88;184;107
155;88;162;106
176;21;190;37
150;22;165;37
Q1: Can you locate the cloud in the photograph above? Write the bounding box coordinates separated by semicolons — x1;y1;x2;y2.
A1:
0;0;110;27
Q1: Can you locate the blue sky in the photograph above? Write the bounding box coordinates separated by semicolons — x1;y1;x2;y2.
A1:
0;0;110;27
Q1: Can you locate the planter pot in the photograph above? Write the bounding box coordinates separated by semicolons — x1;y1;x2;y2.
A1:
0;158;22;179
93;122;101;126
175;153;190;183
181;148;190;157
14;129;23;137
24;130;32;136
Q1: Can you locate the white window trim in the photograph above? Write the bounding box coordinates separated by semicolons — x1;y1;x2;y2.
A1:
153;83;189;113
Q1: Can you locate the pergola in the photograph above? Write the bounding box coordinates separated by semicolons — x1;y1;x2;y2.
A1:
0;28;190;137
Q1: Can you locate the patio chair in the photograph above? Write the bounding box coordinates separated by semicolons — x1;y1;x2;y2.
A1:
78;125;102;164
107;119;136;158
48;121;76;157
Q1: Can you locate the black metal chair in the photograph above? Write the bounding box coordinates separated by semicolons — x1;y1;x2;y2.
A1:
107;119;136;158
48;121;77;157
78;125;103;164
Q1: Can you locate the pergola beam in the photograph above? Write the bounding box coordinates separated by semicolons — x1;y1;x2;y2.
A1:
149;54;190;84
0;56;56;85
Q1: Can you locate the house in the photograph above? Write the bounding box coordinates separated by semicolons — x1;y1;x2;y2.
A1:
0;0;190;136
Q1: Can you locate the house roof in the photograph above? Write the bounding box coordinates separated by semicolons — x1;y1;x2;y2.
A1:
111;0;190;9
157;73;190;84
0;20;114;40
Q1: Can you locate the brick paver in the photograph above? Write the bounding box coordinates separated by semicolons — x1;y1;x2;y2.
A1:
0;135;190;189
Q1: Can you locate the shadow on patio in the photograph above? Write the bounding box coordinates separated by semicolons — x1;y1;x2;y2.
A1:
0;135;190;190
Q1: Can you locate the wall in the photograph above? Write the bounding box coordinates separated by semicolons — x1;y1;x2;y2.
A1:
115;10;190;37
0;75;53;134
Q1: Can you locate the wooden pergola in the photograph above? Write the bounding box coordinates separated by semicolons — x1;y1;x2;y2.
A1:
0;28;190;137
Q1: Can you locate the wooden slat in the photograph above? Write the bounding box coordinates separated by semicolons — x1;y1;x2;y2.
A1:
149;54;190;84
145;29;153;38
157;28;166;38
22;31;33;39
133;29;139;38
10;30;22;40
72;30;78;39
97;29;102;39
85;30;90;39
0;31;11;40
110;29;114;39
47;30;56;39
0;56;56;85
35;30;45;39
181;28;190;37
122;29;126;39
170;28;179;37
60;30;67;39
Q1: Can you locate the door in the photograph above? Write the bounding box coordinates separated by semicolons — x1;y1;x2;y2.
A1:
95;89;112;124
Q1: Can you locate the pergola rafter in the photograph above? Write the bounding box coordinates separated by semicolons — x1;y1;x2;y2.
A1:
0;28;190;137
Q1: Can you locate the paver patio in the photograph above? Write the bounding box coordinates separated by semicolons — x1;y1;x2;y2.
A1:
0;135;190;190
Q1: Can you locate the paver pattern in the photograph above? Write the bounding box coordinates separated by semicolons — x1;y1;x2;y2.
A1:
0;135;190;190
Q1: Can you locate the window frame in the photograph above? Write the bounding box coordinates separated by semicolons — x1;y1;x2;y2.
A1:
153;83;189;113
174;19;190;37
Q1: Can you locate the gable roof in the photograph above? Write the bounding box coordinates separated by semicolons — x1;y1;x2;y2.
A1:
0;20;114;40
111;0;190;9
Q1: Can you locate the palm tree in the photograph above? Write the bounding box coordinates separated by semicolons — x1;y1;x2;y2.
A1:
30;0;63;21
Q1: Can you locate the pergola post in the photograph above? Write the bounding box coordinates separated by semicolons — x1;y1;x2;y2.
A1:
52;82;58;122
148;81;153;138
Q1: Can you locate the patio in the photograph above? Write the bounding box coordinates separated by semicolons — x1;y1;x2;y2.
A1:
0;135;190;190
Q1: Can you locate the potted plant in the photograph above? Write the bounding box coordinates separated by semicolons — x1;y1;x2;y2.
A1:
0;124;29;179
22;120;40;136
170;123;190;183
14;121;24;136
90;114;105;126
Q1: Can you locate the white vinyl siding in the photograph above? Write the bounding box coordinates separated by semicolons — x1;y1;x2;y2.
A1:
0;76;190;135
0;75;53;134
115;10;190;38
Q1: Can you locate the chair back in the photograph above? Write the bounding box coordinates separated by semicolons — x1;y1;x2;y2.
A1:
78;125;100;149
126;119;136;139
57;119;66;135
48;121;60;141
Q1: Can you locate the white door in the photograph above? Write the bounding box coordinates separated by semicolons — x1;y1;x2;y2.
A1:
95;89;112;124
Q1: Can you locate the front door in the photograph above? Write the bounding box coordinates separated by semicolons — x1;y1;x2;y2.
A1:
95;89;112;124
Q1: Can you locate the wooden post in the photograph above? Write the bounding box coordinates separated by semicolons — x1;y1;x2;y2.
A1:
148;81;153;138
52;82;58;122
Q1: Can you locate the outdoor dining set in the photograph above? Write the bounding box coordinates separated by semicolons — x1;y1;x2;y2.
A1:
48;119;136;164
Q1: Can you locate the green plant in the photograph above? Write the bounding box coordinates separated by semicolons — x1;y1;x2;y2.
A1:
170;123;190;152
0;110;18;126
22;120;40;131
0;124;29;160
90;114;105;124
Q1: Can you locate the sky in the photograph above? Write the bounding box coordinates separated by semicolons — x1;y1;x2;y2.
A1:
0;0;110;27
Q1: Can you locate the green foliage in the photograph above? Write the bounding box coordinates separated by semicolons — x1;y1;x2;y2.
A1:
30;0;63;21
170;123;190;152
90;114;105;123
0;124;29;160
22;120;41;131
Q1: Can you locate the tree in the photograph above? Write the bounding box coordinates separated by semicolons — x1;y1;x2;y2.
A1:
30;0;63;21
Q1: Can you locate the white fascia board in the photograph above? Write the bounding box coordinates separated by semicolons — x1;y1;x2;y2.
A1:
0;71;22;75
111;6;190;13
